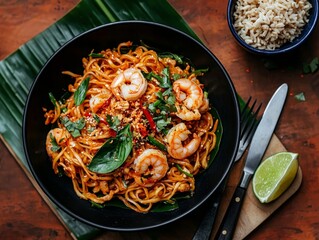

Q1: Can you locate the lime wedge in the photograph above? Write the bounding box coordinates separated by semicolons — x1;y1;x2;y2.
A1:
252;152;299;203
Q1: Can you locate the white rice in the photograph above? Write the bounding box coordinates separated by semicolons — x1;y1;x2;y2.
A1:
233;0;312;50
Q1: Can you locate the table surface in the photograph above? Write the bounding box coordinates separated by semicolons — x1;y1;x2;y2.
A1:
1;1;319;239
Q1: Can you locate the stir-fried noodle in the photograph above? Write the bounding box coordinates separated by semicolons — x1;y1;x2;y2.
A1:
44;41;219;213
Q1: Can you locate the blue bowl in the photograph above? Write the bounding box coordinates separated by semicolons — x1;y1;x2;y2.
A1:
227;0;319;55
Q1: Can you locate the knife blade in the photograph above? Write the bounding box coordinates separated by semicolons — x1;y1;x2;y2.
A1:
215;83;288;240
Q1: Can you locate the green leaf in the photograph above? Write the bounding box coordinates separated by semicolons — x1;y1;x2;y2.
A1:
48;92;58;108
74;77;90;106
176;164;193;177
60;116;85;138
302;57;319;74
89;53;104;58
106;115;120;131
49;133;61;152
309;57;319;73
158;52;184;64
88;124;133;174
147;135;167;151
294;92;306;102
207;107;223;167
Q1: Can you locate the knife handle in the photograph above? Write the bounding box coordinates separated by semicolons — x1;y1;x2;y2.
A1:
215;186;246;240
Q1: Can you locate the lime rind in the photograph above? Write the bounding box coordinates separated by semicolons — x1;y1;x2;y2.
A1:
252;152;299;203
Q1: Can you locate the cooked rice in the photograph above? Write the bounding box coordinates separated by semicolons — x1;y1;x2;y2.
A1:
233;0;312;50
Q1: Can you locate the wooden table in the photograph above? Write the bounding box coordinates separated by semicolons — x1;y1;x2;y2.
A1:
1;1;318;239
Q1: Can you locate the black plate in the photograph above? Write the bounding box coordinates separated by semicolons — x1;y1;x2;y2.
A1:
23;21;240;231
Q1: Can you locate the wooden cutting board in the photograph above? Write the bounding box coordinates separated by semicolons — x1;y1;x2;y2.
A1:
210;134;303;240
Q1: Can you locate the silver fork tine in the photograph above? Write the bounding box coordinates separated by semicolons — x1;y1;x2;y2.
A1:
235;97;262;162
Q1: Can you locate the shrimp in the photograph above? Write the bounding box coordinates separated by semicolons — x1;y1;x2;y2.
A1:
111;68;147;101
175;105;201;121
173;78;203;121
134;149;168;186
89;89;112;113
199;95;210;113
46;128;70;159
166;122;201;159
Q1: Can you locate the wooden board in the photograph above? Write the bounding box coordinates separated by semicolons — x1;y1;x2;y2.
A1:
211;135;303;239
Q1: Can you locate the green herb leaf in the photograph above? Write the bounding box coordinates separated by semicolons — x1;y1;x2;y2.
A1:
192;67;209;76
310;57;319;73
143;68;171;88
49;132;61;152
88;124;133;174
60;116;85;138
158;52;184;64
106;115;120;131
89;53;104;58
90;201;105;209
155;117;171;133
74;77;90;106
48;92;58;108
147;135;167;151
294;92;306;102
93;114;100;123
303;57;319;74
206;107;223;167
176;164;193;177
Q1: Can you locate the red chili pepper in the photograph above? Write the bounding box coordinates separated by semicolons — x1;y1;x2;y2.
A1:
84;112;91;117
101;98;111;108
141;107;157;131
109;129;117;137
139;124;148;138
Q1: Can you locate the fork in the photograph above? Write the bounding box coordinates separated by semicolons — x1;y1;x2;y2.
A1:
192;97;262;240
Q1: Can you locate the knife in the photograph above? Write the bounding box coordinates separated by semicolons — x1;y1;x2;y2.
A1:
215;83;288;240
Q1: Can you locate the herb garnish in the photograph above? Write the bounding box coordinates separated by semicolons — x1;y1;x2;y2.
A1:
147;135;167;151
176;164;193;178
60;116;85;138
143;67;176;133
88;124;133;174
89;53;104;58
48;92;58;108
295;92;306;102
49;132;61;152
303;57;319;74
74;77;90;106
106;115;120;131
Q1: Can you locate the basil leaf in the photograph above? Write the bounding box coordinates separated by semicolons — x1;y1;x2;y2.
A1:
74;77;90;106
88;124;133;174
106;115;120;131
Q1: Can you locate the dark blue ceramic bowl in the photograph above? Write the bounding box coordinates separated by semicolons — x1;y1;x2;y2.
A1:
227;0;319;55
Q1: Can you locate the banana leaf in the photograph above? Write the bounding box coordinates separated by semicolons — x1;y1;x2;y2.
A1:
0;0;200;239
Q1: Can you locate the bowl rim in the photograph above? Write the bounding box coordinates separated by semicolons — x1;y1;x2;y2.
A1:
22;20;240;231
227;0;319;55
